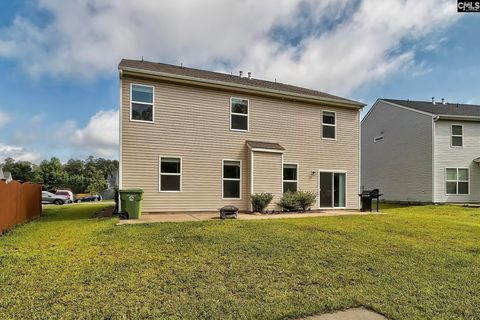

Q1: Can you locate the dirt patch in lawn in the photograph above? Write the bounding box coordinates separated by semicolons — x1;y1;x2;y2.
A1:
95;206;115;218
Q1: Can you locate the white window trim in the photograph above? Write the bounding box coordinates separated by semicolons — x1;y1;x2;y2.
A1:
445;167;469;196
450;124;463;148
159;156;182;192
130;83;155;123
229;97;249;132
317;169;348;209
222;159;242;200
322;110;336;140
373;135;384;143
282;163;299;193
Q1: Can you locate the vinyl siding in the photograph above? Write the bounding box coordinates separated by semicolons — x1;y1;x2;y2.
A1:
251;151;282;209
433;120;480;202
361;101;433;202
121;75;360;212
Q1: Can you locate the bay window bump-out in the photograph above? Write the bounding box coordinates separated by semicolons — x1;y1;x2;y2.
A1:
159;156;181;192
222;160;241;199
283;163;298;193
322;111;336;139
230;98;249;131
131;84;154;122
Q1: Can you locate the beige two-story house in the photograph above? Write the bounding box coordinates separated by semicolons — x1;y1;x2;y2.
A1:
118;59;364;212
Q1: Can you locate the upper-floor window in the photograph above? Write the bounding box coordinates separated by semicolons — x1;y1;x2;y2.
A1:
446;168;468;195
451;125;463;147
131;84;154;122
322;111;336;139
283;164;298;192
230;98;249;131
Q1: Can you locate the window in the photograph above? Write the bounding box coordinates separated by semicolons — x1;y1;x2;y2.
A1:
283;164;298;192
131;84;154;122
451;125;463;147
322;111;336;139
160;157;181;191
223;160;241;199
230;98;249;131
374;135;384;143
446;168;468;195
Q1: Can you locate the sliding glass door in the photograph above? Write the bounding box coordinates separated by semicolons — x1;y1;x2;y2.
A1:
319;171;346;208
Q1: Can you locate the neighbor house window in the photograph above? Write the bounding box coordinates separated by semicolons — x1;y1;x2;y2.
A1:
230;98;249;131
322;111;336;139
131;84;154;122
223;160;241;199
446;168;468;195
283;164;298;192
160;157;181;191
451;125;463;147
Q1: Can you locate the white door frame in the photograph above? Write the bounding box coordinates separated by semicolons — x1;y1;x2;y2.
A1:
318;169;347;209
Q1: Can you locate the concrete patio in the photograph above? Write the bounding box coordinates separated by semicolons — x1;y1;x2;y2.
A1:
117;210;384;225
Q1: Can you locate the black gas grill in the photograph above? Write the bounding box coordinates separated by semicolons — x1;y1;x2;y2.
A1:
358;189;383;212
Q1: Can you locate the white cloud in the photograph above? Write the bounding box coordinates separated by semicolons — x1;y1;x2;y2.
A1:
0;0;459;96
31;113;45;124
70;110;119;158
0;112;12;127
0;142;40;162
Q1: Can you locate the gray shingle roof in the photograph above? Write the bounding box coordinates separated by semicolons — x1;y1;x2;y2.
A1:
246;141;285;151
119;59;364;107
383;99;480;117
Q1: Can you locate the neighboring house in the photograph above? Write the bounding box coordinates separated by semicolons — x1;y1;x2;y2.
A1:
100;170;119;200
362;98;480;203
118;59;364;212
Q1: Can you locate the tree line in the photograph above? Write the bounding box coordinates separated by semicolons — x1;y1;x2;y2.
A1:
0;156;119;194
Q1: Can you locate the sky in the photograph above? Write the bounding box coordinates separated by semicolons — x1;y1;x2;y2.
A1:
0;0;479;163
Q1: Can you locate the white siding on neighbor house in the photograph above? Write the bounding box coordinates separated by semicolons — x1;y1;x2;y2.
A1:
361;101;434;202
121;75;361;212
433;120;480;203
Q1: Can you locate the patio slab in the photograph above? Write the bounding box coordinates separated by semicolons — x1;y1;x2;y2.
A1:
301;308;387;320
117;210;384;225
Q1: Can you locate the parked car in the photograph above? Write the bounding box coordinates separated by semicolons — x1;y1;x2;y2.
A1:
42;191;67;205
75;194;102;203
55;190;74;203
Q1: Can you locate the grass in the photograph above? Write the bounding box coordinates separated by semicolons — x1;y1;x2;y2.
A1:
1;204;480;319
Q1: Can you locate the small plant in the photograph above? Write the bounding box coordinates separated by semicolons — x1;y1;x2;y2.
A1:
250;193;273;212
296;190;317;211
277;191;298;211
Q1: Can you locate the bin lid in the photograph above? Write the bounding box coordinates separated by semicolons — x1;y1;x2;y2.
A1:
119;188;144;194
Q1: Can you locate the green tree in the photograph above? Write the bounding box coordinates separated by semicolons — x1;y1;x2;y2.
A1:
35;157;68;191
1;157;35;182
64;159;85;176
86;166;107;194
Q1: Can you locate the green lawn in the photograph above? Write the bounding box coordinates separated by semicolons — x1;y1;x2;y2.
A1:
1;204;480;319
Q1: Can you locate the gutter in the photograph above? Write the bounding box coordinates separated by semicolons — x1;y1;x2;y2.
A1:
436;114;480;121
119;67;365;110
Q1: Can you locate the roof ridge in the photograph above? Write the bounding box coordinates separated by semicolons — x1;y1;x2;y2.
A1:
119;59;364;107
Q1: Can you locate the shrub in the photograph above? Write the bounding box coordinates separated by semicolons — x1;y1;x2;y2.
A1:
250;193;273;212
277;191;298;211
296;190;317;211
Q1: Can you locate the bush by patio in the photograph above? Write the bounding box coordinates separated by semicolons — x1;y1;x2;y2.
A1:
277;190;317;211
250;193;274;212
